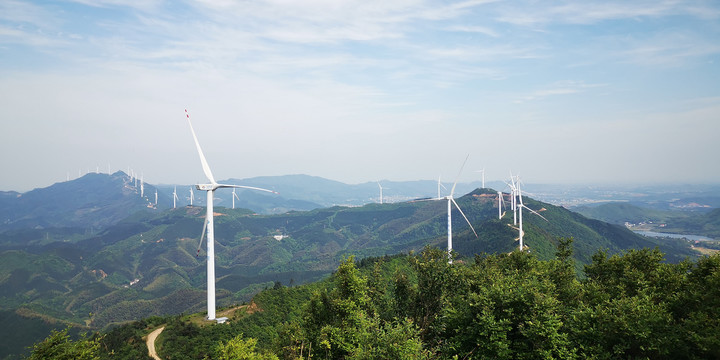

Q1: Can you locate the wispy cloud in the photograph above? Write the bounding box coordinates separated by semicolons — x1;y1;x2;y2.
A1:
514;81;606;103
619;31;720;67
496;0;720;26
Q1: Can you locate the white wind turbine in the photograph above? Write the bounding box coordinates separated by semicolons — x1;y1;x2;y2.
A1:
377;181;387;204
508;173;518;225
189;187;194;206
232;188;241;209
155;189;158;205
173;186;179;208
497;191;505;220
514;177;548;252
437;175;447;200
475;168;485;189
415;156;478;263
444;155;479;263
184;109;277;321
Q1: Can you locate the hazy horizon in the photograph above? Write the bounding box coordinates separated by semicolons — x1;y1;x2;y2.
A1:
3;170;720;194
2;1;719;191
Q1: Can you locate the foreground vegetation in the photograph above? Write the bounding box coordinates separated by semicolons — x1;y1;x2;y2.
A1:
31;239;720;359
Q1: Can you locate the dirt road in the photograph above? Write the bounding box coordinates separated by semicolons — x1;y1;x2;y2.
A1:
147;326;165;360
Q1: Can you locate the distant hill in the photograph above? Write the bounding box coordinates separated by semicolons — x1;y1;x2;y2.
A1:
574;202;720;240
573;202;675;225
0;172;158;232
160;174;493;213
0;188;697;338
660;208;720;239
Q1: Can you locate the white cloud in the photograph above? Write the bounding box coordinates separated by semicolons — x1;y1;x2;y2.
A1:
514;81;606;103
496;0;720;26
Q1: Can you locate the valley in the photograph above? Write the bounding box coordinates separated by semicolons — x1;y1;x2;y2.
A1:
0;173;715;359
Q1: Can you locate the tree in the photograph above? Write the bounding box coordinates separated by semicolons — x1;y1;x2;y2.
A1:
301;256;430;359
27;327;101;360
216;334;279;360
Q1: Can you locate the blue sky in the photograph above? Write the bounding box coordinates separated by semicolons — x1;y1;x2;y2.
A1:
1;0;719;191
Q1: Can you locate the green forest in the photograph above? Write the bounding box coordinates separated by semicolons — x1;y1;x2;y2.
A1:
31;239;720;359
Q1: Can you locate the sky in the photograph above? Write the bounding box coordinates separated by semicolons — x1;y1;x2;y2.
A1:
1;0;719;192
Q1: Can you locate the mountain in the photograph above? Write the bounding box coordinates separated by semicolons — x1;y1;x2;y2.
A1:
166;174;492;213
573;202;676;225
0;172;159;232
0;188;697;335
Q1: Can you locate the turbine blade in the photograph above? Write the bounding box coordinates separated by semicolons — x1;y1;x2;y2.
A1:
197;215;208;257
522;205;549;222
185;109;217;184
451;198;478;238
408;197;441;203
217;184;279;194
450;154;469;197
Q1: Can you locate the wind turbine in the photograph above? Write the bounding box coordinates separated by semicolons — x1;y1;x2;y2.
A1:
189;187;194;206
515;177;548;252
173;186;179;208
475;168;485;189
140;174;144;198
155;189;158;205
377;181;387;204
497;191;504;219
232;188;241;209
508;173;518;225
184;109;277;321
444;155;479;263
437;175;447;199
411;156;479;263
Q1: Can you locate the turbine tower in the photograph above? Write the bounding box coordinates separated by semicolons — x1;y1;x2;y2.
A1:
184;109;277;321
475;169;485;189
515;177;548;251
377;181;386;204
444;155;478;263
173;186;179;208
497;191;504;219
232;188;240;209
437;175;447;199
189;187;194;206
508;173;518;225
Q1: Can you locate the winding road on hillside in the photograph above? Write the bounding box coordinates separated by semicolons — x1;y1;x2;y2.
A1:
147;326;165;360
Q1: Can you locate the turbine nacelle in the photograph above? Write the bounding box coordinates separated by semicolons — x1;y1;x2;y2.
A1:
196;184;216;191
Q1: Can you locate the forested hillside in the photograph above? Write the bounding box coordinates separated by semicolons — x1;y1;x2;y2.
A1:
0;189;700;359
36;243;720;359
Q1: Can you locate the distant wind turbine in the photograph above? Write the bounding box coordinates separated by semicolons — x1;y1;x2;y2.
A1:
232;188;240;209
173;186;179;208
444;155;479;263
189;187;194;206
508;173;518;225
498;191;504;219
415;156;478;263
475;168;485;189
184;109;277;322
377;181;387;204
437;175;447;199
515;176;548;251
155;189;158;205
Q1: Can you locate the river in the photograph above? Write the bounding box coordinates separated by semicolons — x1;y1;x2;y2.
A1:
634;230;715;242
